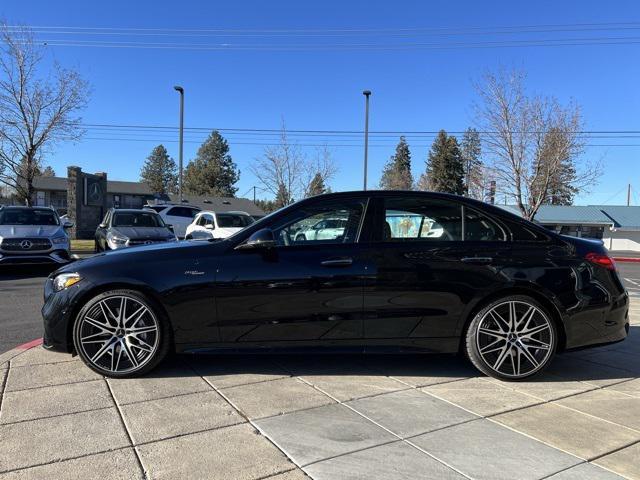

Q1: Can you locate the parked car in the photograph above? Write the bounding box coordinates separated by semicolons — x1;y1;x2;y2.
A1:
0;206;73;265
143;204;200;239
94;208;177;251
185;210;255;240
43;191;628;380
293;217;347;242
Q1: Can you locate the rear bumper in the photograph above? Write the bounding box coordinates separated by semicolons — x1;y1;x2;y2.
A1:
564;291;629;350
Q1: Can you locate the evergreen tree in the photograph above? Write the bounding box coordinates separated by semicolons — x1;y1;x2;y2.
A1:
254;198;278;214
423;130;465;195
531;127;578;205
184;131;240;197
306;172;327;197
274;183;292;208
380;136;413;190
41;166;56;177
140;145;178;194
460;128;483;199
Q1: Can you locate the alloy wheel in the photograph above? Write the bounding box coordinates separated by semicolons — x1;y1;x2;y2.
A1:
475;300;554;378
77;294;160;374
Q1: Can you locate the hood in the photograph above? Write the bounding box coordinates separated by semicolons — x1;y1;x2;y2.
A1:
112;226;174;240
0;225;64;238
214;227;244;237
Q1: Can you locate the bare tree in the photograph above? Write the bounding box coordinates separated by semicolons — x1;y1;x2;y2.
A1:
302;145;337;198
475;69;600;220
0;23;89;205
251;121;337;206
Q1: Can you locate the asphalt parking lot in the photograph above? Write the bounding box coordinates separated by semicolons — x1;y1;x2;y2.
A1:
0;262;639;478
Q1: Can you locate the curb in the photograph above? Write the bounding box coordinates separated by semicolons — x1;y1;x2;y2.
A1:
613;257;640;263
0;338;42;367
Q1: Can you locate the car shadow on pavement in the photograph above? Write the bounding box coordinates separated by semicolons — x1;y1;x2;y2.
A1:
141;325;638;387
0;264;59;281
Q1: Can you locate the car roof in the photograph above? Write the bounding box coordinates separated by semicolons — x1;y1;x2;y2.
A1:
0;205;56;211
145;203;200;209
111;208;159;214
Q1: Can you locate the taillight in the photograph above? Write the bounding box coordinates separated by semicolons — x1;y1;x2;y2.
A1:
585;252;617;271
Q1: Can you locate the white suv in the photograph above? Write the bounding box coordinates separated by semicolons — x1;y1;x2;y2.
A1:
185;211;255;240
144;204;200;239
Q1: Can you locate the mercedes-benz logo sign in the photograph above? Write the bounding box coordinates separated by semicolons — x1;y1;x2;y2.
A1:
20;240;33;249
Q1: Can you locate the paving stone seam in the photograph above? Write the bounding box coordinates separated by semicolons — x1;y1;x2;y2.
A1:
256;467;306;480
127;419;249;448
549;400;640;435
0;403;113;426
113;386;224;407
587;437;640;464
104;378;148;480
9;356;79;368
0;445;136;476
536;460;625;480
291;375;474;479
0;360;9;421
5;376;99;393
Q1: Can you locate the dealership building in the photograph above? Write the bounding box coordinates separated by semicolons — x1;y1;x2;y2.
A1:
25;166;264;239
500;204;640;252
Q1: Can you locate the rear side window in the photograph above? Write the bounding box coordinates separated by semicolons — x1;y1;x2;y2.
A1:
502;218;551;242
464;208;506;241
146;206;166;213
383;197;462;241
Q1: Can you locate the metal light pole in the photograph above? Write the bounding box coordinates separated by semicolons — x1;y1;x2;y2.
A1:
174;86;184;202
362;90;371;190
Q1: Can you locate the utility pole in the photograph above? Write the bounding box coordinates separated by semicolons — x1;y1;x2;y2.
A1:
174;86;184;202
628;183;632;206
362;90;371;190
253;186;256;203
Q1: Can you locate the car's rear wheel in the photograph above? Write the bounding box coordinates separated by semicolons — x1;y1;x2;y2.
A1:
72;289;171;378
465;295;556;381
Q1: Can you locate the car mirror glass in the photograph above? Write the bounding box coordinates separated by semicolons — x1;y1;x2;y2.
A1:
63;221;74;229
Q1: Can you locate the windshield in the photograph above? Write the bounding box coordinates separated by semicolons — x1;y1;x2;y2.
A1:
217;214;254;228
113;212;165;228
0;209;59;226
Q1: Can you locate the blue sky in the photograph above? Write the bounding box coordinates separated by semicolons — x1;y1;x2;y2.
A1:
2;0;639;204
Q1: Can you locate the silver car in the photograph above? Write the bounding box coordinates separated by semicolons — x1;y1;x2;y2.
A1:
0;206;73;265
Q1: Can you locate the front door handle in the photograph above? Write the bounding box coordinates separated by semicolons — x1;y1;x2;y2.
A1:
321;257;353;267
461;256;493;265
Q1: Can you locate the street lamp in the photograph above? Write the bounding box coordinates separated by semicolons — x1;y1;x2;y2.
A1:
362;90;371;191
174;86;184;202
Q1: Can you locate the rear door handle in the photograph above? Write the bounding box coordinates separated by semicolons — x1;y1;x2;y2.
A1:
321;257;353;267
461;256;493;265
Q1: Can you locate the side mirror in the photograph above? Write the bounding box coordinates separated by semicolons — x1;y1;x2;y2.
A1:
166;224;174;232
98;223;107;229
205;224;214;230
63;221;74;229
235;228;276;250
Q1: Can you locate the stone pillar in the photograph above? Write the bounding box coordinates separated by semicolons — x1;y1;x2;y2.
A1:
67;166;82;240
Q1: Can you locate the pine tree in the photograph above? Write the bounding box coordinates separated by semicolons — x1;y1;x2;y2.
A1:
380;136;413;190
460;128;483;199
140;145;178;194
423;130;465;195
184;131;240;197
531;127;579;205
274;183;292;208
306;172;327;197
41;166;56;177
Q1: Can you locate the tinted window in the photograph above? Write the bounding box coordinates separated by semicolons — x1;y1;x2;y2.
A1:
502;218;551;242
167;207;198;218
113;212;164;228
273;198;365;246
146;206;166;213
217;214;253;228
383;197;462;241
0;209;59;226
464;208;506;241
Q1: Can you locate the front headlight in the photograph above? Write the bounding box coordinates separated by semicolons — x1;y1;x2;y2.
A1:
52;235;68;244
53;272;82;292
107;232;128;247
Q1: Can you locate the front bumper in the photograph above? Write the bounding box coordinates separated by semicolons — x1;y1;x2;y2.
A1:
0;249;71;265
41;276;89;353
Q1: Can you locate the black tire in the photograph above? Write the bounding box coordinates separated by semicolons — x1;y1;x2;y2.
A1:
72;289;171;378
465;295;557;381
94;240;101;253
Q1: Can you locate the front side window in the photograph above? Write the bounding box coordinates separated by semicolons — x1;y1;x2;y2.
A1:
383;197;462;241
272;198;366;246
0;209;59;226
112;212;165;228
217;213;253;228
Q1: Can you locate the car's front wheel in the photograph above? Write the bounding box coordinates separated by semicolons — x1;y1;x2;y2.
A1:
465;295;557;381
73;289;170;378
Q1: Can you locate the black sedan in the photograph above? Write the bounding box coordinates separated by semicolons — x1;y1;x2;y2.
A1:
94;208;177;251
42;191;629;380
